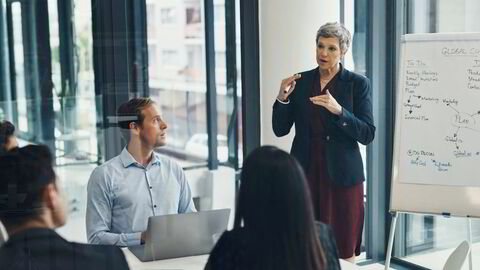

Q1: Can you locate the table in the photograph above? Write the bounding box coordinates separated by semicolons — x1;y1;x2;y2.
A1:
123;248;359;270
123;248;208;270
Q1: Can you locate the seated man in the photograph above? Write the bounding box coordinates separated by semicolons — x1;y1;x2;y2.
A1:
0;145;129;270
0;120;18;154
86;97;196;246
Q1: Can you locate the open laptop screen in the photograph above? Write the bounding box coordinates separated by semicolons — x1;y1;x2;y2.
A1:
129;208;230;261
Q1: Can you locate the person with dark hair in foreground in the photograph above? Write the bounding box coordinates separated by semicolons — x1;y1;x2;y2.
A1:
0;145;129;270
0;120;18;154
205;146;341;270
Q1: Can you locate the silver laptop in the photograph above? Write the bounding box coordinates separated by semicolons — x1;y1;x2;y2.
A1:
128;208;230;262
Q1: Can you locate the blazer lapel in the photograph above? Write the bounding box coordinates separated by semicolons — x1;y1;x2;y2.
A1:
329;64;348;97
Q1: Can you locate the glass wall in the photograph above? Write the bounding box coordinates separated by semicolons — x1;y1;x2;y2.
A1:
146;0;242;167
396;0;480;268
344;0;369;259
1;0;243;243
1;0;99;243
47;0;98;166
5;0;98;164
344;0;369;181
9;2;28;133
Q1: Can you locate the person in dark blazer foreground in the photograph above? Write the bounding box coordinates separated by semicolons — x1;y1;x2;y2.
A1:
205;146;341;270
272;22;376;263
0;145;129;270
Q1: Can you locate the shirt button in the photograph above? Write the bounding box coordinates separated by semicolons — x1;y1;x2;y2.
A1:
326;135;330;141
154;205;157;208
149;186;152;189
342;122;347;126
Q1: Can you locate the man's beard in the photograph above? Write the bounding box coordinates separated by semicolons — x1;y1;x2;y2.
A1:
140;132;166;148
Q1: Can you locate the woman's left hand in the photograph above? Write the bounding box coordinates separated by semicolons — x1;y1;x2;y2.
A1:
309;90;343;115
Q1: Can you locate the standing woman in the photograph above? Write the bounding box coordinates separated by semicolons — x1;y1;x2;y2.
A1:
272;22;375;262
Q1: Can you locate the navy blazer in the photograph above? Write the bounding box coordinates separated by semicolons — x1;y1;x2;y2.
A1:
272;66;375;187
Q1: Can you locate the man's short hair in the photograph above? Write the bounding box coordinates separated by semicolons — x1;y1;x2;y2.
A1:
0;145;56;229
0;120;15;154
117;97;156;142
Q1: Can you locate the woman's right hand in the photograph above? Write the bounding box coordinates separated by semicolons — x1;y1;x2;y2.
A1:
277;73;301;101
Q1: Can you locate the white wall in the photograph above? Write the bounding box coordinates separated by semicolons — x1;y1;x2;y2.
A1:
259;0;339;150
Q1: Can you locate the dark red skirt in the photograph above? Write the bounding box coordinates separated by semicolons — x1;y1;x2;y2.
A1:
306;142;364;259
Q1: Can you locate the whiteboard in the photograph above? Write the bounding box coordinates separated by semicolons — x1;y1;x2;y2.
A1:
391;33;480;217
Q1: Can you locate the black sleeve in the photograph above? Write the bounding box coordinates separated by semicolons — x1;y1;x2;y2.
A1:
333;76;376;145
272;99;295;137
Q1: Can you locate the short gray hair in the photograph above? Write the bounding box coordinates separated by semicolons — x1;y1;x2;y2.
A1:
316;22;351;53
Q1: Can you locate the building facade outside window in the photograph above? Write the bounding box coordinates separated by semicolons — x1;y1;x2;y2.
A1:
147;0;242;167
160;7;176;24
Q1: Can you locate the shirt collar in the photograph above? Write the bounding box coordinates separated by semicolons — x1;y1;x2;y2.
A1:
315;62;345;81
120;147;161;168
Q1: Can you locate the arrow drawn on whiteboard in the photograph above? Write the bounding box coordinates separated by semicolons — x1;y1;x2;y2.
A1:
454;127;460;138
446;103;460;114
431;159;452;172
470;111;480;117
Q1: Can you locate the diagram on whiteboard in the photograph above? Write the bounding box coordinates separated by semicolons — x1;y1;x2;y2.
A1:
398;42;480;186
445;103;480;153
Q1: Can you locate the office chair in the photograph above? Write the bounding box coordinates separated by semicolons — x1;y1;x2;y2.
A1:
442;240;470;270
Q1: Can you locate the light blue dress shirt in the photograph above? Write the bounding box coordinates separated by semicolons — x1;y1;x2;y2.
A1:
86;148;196;246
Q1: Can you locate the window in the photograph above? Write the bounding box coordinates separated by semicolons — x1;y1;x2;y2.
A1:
214;4;225;23
161;49;178;66
185;2;202;39
48;0;61;97
160;8;176;24
186;5;201;24
146;3;156;35
344;0;367;76
147;0;242;168
148;44;157;75
10;2;28;132
215;51;226;69
343;0;369;260
147;1;207;165
4;0;98;243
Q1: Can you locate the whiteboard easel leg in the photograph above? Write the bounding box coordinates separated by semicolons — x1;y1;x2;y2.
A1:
385;212;398;270
467;218;473;270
